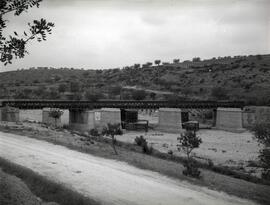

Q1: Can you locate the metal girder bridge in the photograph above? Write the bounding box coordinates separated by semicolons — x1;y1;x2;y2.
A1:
0;100;245;110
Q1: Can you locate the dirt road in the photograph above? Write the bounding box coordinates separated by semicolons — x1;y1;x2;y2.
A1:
0;132;257;205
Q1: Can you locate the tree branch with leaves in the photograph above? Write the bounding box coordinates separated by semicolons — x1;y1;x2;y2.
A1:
0;0;54;65
102;123;123;155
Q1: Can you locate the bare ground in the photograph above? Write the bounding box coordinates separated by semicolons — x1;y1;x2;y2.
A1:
0;121;269;204
0;132;262;205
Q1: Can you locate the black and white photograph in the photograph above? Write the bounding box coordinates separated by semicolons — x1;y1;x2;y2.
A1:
0;0;270;204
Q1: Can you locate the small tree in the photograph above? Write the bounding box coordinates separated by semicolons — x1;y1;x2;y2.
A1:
154;60;161;66
177;130;202;178
48;109;63;127
102;123;122;155
252;122;270;180
173;59;180;64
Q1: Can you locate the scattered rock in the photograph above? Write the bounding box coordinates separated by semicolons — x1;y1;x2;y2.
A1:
208;148;217;152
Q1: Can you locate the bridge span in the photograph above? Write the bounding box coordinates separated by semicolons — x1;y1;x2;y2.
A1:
0;100;245;110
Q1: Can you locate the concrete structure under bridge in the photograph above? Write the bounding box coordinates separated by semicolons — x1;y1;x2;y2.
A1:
0;99;254;133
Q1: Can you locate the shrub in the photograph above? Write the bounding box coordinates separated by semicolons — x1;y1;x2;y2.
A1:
252;122;270;180
182;160;201;178
134;136;153;154
134;136;147;146
89;128;100;137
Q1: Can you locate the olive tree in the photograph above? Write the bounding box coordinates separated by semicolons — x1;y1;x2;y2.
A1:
48;108;63;127
102;123;122;155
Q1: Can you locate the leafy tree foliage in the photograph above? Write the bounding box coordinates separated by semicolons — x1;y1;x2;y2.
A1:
48;108;63;127
154;60;161;65
102;123;122;155
177;130;202;178
0;0;54;65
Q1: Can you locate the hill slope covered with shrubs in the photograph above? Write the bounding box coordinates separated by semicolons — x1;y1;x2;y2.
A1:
0;54;269;105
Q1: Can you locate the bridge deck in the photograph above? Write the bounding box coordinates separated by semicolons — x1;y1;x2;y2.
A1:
0;100;245;110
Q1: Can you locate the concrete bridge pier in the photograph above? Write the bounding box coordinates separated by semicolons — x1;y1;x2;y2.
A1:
0;107;19;122
215;107;244;133
69;109;95;132
157;108;182;133
69;108;121;132
42;108;62;126
212;109;217;127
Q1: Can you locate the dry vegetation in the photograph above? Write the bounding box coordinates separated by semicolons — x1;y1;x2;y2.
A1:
0;122;270;204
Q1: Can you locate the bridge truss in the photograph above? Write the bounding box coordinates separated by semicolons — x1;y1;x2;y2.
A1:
0;100;245;110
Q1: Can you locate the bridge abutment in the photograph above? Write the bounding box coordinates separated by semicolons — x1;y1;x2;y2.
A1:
0;107;19;122
69;110;96;131
157;108;182;133
215;107;244;132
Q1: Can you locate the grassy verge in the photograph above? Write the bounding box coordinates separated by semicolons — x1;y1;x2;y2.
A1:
0;157;100;205
0;124;270;204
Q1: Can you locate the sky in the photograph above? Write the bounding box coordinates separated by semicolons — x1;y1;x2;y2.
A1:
1;0;270;71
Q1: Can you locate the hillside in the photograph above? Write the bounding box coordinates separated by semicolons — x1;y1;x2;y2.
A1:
0;54;270;105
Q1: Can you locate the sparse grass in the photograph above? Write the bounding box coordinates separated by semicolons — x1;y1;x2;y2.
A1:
0;157;100;205
1;124;270;204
